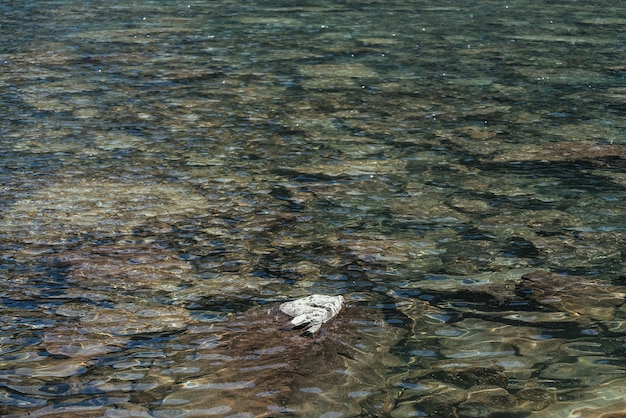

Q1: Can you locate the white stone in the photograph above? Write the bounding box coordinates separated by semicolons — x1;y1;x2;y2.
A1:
279;295;344;333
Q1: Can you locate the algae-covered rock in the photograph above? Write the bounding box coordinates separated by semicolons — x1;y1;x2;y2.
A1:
158;295;414;417
517;270;626;323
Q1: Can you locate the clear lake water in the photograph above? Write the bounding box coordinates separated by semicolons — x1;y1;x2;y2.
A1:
1;0;626;416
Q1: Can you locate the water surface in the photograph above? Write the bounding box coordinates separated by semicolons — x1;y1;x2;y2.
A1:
2;0;626;416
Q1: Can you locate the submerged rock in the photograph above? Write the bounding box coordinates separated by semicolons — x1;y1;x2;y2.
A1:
46;243;193;303
156;295;413;417
517;270;626;323
490;141;626;164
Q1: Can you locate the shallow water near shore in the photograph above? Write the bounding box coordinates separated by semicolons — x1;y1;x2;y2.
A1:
2;0;626;416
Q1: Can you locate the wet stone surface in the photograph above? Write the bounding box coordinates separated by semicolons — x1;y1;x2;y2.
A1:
2;0;626;416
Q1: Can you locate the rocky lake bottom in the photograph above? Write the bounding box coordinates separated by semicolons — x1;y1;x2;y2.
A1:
2;0;626;416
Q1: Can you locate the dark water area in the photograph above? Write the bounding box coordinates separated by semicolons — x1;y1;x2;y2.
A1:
2;0;626;416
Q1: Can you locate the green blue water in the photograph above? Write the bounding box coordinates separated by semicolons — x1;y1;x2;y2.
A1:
2;0;626;416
